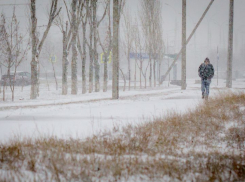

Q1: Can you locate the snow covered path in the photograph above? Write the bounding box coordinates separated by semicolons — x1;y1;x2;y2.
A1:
1;78;245;143
0;87;202;143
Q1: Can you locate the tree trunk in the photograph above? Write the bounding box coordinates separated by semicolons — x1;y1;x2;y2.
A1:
62;30;68;95
30;46;38;100
30;0;61;98
128;51;131;90
94;51;100;92
82;25;87;94
12;86;14;102
52;62;58;90
45;69;50;91
134;59;136;89
0;66;2;94
3;81;6;101
103;56;108;92
89;44;94;93
140;62;142;89
227;0;234;88
119;68;126;92
89;13;94;93
153;60;156;87
21;77;24;92
77;31;87;94
149;58;152;87
112;0;119;99
158;61;161;86
71;0;78;95
30;0;38;99
37;59;40;97
181;0;187;90
93;1;100;92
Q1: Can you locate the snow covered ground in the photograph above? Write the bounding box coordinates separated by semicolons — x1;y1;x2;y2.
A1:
0;78;245;143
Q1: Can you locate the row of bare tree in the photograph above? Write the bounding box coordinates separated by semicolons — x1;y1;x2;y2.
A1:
30;0;125;99
120;0;165;91
0;0;166;101
0;9;30;101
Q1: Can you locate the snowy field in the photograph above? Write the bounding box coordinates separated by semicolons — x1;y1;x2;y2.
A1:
0;79;245;181
0;78;245;143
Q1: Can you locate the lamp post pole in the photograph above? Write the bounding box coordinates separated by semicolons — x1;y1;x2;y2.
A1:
217;46;219;86
181;0;187;90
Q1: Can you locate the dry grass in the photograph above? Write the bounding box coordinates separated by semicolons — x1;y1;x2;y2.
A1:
0;91;245;181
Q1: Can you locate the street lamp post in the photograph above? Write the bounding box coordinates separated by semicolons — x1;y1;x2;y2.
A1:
181;0;187;90
217;46;219;86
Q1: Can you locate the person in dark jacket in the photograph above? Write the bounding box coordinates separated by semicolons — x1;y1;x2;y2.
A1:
198;58;214;99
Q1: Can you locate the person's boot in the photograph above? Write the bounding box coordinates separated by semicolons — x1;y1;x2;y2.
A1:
202;92;205;99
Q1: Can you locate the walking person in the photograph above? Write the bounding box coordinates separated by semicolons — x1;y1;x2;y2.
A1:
198;58;214;100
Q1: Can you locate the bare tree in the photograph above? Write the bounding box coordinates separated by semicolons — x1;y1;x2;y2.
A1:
70;0;79;94
86;0;108;93
71;0;87;95
140;0;153;88
77;0;89;94
157;38;165;86
57;19;70;95
0;65;2;94
98;28;112;92
95;0;108;92
119;67;126;91
112;0;125;99
151;7;164;87
122;10;134;91
92;0;99;92
140;0;162;88
0;11;30;101
133;24;147;89
97;0;112;92
55;0;86;95
132;20;138;89
54;1;70;95
87;1;94;93
42;41;58;91
29;0;61;99
62;22;69;95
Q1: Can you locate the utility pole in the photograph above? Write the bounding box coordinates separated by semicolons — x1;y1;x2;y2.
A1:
217;46;219;86
112;0;119;99
167;38;170;87
227;0;234;88
174;18;178;81
161;0;214;84
181;0;186;90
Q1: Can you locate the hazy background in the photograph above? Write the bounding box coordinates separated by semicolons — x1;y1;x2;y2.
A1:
1;0;245;79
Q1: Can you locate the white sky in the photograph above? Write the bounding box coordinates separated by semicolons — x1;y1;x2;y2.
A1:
0;0;245;78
